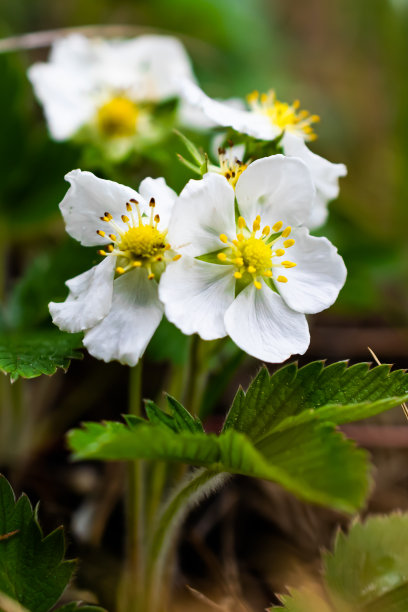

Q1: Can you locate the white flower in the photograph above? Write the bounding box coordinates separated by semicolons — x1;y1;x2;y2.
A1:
49;170;179;366
159;155;347;363
28;34;197;152
182;81;347;228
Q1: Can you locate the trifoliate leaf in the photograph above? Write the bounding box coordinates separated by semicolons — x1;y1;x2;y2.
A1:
223;362;408;439
0;330;83;381
0;475;75;612
68;415;368;513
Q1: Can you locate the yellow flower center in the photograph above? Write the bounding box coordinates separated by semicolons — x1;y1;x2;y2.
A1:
97;96;139;138
217;216;296;290
118;225;166;258
247;90;320;142
218;147;247;189
96;198;179;280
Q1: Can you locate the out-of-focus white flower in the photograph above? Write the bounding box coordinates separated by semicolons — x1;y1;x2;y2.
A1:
159;155;347;363
182;81;347;228
49;170;179;366
28;34;197;156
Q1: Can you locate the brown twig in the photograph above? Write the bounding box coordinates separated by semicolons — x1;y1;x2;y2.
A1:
367;346;408;420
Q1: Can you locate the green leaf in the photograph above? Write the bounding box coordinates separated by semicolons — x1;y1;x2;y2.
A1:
276;514;408;612
223;362;408;440
325;514;408;610
68;415;368;513
0;330;83;381
146;317;189;365
0;475;75;612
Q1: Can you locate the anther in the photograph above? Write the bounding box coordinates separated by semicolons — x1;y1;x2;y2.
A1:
254;280;262;290
247;266;256;274
234;257;244;266
116;267;125;274
109;234;117;241
238;216;246;229
149;198;156;207
129;199;138;204
97;250;107;256
96;230;105;237
262;225;270;236
272;221;283;232
264;270;273;277
275;249;285;257
252;219;261;232
148;273;155;280
225;172;231;180
104;212;113;220
234;272;242;279
154;214;160;223
277;275;288;283
126;202;133;211
237;233;244;241
282;226;291;238
121;215;129;223
173;254;182;261
132;261;142;267
282;261;296;268
219;234;228;244
100;216;110;222
107;244;114;252
217;253;227;261
283;239;295;248
165;244;171;250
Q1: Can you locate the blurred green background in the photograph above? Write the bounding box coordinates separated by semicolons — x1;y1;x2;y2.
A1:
1;0;408;345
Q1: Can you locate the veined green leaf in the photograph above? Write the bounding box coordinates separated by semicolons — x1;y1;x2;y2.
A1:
0;330;83;381
223;362;408;440
68;416;368;513
0;475;75;612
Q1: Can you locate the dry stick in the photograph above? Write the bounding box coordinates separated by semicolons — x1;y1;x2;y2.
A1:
367;346;408;420
0;25;219;57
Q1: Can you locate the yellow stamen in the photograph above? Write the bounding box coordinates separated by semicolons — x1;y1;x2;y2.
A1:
107;244;114;253
277;275;288;283
282;226;291;238
234;272;242;279
217;253;227;261
254;280;262;290
121;215;129;223
283;239;295;248
96;230;105;237
275;249;285;257
238;216;246;229
109;234;117;242
282;261;296;268
173;254;182;261
148;273;155;280
116;267;125;274
98;250;107;256
219;234;228;244
262;225;270;236
247;265;256;274
272;221;283;232
253;219;261;232
264;270;273;277
132;261;142;267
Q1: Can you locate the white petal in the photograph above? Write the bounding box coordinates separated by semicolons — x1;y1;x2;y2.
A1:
60;170;143;246
159;257;235;340
28;62;95;140
49;256;115;333
282;132;347;229
275;227;347;314
138;177;177;229
224;282;310;363
181;80;278;139
119;36;196;101
235;155;316;228
167;173;236;257
83;269;163;366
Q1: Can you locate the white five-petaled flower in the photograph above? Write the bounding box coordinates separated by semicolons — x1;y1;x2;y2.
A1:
159;155;347;363
49;170;179;366
28;34;197;156
181;81;347;229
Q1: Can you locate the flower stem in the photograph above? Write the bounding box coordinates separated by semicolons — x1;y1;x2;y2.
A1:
118;359;146;612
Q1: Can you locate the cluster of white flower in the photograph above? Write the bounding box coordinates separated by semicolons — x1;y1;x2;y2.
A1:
30;34;347;365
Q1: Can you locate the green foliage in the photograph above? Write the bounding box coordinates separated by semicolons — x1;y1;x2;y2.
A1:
0;474;75;612
69;362;408;513
275;514;408;612
146;317;189;366
223;362;408;437
0;330;83;382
